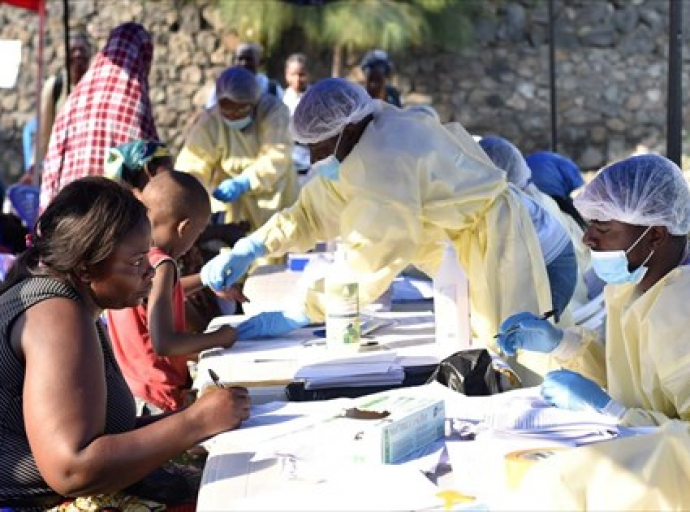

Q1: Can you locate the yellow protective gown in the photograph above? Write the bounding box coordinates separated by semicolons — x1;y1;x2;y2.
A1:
253;104;558;385
175;93;298;233
523;184;591;308
509;421;690;510
557;263;690;426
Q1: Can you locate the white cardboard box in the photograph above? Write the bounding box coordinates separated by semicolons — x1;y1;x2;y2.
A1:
345;393;446;464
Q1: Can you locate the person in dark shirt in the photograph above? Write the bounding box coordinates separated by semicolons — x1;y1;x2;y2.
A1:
360;49;402;107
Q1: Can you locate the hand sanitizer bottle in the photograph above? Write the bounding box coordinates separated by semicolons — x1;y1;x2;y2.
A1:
433;241;471;356
325;243;361;350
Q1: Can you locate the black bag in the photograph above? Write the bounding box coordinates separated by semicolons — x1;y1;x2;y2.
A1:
427;348;521;396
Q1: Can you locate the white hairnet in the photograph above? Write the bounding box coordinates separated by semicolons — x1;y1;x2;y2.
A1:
478;135;531;189
290;78;375;144
405;104;440;122
574;154;690;235
216;66;260;104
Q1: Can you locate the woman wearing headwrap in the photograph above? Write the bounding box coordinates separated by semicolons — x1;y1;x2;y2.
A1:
40;22;158;211
105;140;172;195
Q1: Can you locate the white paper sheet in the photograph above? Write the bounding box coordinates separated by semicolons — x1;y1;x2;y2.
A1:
0;40;22;88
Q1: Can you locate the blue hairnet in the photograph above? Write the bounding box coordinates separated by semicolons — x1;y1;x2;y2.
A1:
525;151;585;198
290;78;375;144
216;66;260;104
574;154;690;235
478;135;531;189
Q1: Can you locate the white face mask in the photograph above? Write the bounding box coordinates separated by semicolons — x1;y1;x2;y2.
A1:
311;130;344;181
223;115;252;131
590;226;654;285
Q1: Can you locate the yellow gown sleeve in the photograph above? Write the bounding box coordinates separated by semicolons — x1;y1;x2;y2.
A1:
253;177;417;322
555;326;607;387
241;101;293;193
175;113;220;184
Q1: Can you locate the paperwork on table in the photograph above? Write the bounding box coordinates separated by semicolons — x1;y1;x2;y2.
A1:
198;312;440;391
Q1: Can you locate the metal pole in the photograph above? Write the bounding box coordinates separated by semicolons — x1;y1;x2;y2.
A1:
63;0;70;93
667;0;682;166
32;0;46;189
548;0;558;152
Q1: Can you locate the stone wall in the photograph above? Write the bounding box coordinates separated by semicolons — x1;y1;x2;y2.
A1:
0;0;687;183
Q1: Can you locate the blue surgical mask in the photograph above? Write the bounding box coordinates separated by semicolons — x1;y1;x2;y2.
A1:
223;115;252;131
590;226;655;285
312;130;344;181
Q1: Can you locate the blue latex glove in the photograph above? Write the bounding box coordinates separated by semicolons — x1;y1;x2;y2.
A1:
540;369;612;412
236;310;311;339
496;312;564;356
200;236;267;291
212;175;251;202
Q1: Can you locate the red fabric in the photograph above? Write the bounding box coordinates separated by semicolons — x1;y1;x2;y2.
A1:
2;0;42;11
107;247;191;412
40;22;158;211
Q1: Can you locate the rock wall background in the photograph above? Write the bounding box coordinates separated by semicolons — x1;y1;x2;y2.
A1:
1;0;688;183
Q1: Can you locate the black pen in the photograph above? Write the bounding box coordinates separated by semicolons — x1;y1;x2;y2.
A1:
208;369;226;389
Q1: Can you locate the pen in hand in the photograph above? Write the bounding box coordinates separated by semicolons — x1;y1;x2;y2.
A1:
493;309;557;338
208;369;226;389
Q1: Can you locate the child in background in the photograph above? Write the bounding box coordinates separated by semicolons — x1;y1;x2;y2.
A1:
106;170;245;414
283;53;312;182
283;53;309;116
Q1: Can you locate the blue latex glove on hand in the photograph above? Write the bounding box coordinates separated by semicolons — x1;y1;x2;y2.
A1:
212;175;251;203
541;369;612;412
497;312;564;356
200;236;266;291
236;310;311;339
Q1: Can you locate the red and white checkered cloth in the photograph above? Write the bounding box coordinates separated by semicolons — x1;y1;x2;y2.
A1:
40;22;158;211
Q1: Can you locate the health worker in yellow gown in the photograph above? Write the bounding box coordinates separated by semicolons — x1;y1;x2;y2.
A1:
498;154;690;426
175;66;298;239
203;78;567;385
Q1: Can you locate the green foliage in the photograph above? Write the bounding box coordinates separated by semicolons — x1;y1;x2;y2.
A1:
217;0;490;55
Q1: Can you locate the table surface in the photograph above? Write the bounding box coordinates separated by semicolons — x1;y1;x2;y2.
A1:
194;310;448;394
196;382;650;511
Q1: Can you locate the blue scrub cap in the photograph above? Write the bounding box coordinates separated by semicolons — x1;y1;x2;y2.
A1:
574;154;690;235
290;78;375;144
216;66;260;104
525;151;585;198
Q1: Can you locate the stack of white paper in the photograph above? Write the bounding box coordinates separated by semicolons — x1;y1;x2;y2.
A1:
480;400;619;445
295;350;404;389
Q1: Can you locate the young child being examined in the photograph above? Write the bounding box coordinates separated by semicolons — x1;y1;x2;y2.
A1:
106;170;244;414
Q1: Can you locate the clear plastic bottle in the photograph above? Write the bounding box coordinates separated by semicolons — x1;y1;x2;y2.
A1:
433;241;471;356
325;243;361;350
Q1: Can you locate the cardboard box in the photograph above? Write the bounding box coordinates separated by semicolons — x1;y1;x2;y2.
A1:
344;393;446;464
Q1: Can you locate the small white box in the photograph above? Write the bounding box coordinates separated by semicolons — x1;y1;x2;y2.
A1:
344;394;446;464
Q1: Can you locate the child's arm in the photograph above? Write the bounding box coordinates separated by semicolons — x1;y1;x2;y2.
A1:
181;272;249;303
149;261;236;356
180;273;205;296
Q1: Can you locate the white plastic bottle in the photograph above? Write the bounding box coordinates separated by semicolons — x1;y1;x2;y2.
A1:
433;241;471;356
325;243;361;350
